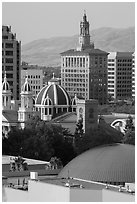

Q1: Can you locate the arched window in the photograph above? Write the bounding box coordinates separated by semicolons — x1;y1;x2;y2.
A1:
43;96;52;106
49;108;52;115
45;108;47;115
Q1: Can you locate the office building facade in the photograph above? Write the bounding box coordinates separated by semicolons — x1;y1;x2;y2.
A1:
108;52;133;100
132;52;135;99
2;25;21;100
61;13;108;105
21;69;43;98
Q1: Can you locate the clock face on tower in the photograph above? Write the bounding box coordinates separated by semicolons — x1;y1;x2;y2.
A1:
79;108;83;119
79;108;83;113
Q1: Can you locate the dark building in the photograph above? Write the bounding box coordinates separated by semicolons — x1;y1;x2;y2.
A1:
2;25;21;100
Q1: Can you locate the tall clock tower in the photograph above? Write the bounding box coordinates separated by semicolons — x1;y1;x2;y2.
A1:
76;99;98;134
77;11;94;51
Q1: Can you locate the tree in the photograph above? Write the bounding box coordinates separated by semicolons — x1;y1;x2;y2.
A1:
75;118;123;155
2;120;76;166
122;115;135;145
124;115;135;132
74;118;84;140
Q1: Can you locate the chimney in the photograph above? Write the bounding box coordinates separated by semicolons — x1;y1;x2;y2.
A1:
30;172;38;181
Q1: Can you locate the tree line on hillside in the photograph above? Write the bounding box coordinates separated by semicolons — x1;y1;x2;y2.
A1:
2;115;135;166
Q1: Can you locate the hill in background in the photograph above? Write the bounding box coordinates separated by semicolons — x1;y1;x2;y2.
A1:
22;27;135;66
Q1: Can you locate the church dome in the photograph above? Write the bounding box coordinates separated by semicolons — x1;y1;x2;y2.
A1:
2;73;11;93
21;76;31;93
58;144;135;183
35;75;71;106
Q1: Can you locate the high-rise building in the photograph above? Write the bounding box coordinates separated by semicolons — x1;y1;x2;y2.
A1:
108;52;133;100
2;25;21;100
132;52;135;99
61;13;108;105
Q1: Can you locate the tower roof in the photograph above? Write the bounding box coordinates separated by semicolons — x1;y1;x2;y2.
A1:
2;73;11;93
61;48;109;56
21;75;32;93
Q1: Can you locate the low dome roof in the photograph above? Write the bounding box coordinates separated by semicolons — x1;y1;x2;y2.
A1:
58;144;135;183
35;83;71;106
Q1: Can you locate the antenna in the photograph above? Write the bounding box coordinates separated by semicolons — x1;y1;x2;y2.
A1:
67;169;69;179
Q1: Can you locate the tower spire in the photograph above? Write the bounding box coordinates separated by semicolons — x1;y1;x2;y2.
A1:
77;12;93;51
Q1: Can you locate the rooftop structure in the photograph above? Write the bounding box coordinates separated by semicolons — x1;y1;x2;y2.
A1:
59;143;135;184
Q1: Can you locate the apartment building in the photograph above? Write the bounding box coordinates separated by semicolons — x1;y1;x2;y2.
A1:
108;52;133;100
61;13;108;104
2;25;21;100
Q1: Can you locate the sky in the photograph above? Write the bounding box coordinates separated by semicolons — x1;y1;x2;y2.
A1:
2;1;135;45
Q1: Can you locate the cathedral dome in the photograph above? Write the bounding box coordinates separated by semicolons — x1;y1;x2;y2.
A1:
35;75;71;106
58;144;135;183
21;76;31;93
2;73;11;93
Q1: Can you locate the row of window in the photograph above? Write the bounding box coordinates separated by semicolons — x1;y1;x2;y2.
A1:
62;79;88;83
2;50;13;56
62;74;88;78
117;73;132;76
117;63;132;67
27;75;41;79
62;57;87;68
117;94;131;97
108;59;115;62
108;68;115;71
62;69;88;73
117;85;131;88
117;89;132;92
108;63;115;66
108;80;114;83
63;83;88;87
108;89;114;92
2;58;13;63
2;43;13;48
65;87;87;92
117;68;132;71
62;78;88;83
30;86;41;89
117;59;132;62
2;73;13;78
108;72;115;75
108;76;114;79
2;66;14;71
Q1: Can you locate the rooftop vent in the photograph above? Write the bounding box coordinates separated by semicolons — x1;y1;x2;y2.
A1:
30;172;38;181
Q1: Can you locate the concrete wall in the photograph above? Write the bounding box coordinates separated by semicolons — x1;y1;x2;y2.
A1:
102;189;135;202
28;180;70;202
70;188;102;202
3;187;28;202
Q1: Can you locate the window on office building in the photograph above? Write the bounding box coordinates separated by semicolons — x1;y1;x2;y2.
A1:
5;58;13;63
5;43;13;48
